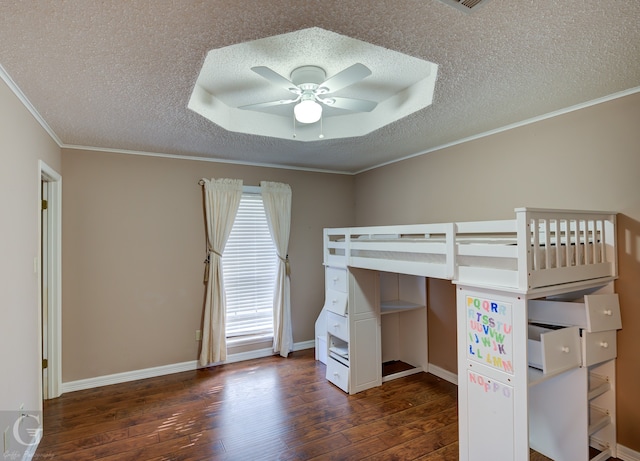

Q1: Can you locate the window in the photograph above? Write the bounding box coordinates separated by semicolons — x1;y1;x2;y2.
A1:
221;190;278;343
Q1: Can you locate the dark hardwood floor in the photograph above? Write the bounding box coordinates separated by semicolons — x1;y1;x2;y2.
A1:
35;350;611;460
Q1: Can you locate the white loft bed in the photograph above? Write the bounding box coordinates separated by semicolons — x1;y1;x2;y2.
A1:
323;208;617;293
318;207;620;461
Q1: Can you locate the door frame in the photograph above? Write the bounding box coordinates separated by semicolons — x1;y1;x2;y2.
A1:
39;160;62;399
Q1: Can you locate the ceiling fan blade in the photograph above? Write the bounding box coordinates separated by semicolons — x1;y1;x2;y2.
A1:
238;98;299;111
320;96;377;112
318;63;372;94
251;66;300;94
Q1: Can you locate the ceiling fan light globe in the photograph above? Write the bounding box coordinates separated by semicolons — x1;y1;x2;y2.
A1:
294;100;322;124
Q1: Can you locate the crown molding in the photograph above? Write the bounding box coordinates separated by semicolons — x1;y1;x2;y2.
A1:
355;86;640;174
0;63;63;146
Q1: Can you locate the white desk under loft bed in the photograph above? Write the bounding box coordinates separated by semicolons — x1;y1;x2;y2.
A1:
314;208;620;461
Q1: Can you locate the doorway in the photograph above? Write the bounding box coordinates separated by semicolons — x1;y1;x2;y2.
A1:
39;161;61;400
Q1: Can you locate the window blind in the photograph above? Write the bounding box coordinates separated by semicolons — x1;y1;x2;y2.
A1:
222;192;277;340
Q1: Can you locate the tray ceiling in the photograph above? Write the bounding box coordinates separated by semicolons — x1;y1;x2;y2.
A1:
0;1;639;173
188;28;438;142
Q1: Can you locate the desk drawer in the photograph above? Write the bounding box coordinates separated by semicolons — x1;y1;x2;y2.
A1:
325;289;348;316
528;324;581;375
326;357;349;392
582;330;617;367
328;311;349;342
326;267;348;293
528;294;621;333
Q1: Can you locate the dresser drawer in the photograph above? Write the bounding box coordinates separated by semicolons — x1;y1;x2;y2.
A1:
582;330;617;367
326;267;348;293
528;294;621;333
326;357;349;392
327;311;349;342
325;289;348;316
528;324;581;375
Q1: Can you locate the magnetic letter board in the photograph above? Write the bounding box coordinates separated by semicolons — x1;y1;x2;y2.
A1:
465;296;514;374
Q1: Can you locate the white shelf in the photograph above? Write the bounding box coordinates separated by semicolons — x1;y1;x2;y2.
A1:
380;299;425;315
381;367;424;383
588;373;611;401
589;448;612;461
329;345;348;358
589;436;612;461
589;405;611;436
329;351;349;367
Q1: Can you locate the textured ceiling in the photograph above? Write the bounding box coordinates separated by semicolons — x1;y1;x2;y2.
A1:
1;0;639;174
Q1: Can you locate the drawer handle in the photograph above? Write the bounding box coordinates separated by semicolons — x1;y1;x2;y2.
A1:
600;341;609;349
603;309;612;316
333;372;340;378
331;299;338;304
333;324;340;329
561;346;570;353
333;277;339;282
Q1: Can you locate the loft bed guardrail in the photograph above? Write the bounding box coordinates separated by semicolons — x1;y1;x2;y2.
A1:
323;208;617;292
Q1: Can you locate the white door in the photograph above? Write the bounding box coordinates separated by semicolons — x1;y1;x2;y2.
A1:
39;161;62;400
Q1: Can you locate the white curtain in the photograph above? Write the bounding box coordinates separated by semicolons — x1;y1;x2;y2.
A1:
260;181;293;357
199;178;243;366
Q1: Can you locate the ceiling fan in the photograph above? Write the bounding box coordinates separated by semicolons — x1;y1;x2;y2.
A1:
239;63;377;124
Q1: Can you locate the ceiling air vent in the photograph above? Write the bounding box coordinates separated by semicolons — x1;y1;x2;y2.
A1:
438;0;490;13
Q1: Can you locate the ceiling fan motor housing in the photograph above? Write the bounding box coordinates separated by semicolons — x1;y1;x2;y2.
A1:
290;66;326;86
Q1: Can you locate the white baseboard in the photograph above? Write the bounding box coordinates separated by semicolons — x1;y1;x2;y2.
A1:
618;444;640;461
293;340;315;351
62;360;200;394
427;363;458;385
62;340;315;394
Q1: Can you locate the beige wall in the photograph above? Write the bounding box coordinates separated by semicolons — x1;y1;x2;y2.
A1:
354;92;640;450
61;149;354;381
0;78;61;456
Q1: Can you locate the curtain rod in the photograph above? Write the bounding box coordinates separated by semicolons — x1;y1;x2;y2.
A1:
197;180;260;193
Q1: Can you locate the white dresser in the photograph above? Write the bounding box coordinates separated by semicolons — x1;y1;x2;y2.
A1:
528;293;622;461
